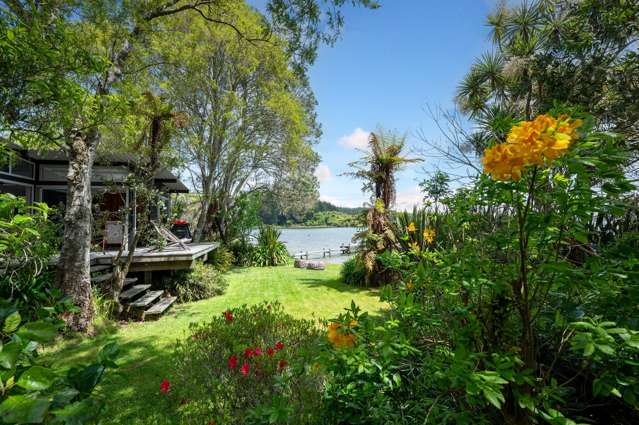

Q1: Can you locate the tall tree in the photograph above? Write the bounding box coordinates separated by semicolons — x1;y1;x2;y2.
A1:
455;0;639;158
1;0;379;332
158;7;321;243
348;130;420;285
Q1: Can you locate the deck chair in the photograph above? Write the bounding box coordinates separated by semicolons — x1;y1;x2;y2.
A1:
149;221;189;252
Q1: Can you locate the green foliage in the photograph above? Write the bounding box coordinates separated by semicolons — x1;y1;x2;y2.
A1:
207;245;235;273
0;194;61;319
171;302;323;424
166;263;228;303
0;307;119;424
302;210;361;227
251;226;290;267
339;257;367;287
229;239;257;267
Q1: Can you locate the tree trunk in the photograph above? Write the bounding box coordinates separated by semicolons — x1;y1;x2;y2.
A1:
57;132;96;333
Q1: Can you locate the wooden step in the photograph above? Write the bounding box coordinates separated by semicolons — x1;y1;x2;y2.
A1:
123;277;138;287
91;273;113;284
129;290;163;308
145;296;177;318
90;265;112;273
119;284;151;301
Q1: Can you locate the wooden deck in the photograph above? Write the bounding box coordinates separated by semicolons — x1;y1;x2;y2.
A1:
91;243;218;271
51;242;218;272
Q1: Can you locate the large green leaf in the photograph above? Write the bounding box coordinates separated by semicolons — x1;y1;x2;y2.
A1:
17;321;58;343
0;395;50;424
17;366;58;391
0;341;21;369
3;311;21;334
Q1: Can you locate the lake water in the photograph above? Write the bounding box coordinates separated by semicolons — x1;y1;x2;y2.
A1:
279;227;359;264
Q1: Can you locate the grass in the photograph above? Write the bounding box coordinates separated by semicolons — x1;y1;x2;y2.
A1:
45;264;385;424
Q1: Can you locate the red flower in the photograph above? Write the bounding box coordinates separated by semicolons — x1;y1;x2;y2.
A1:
160;379;170;394
278;359;288;370
228;355;238;369
223;310;233;322
266;347;275;357
240;363;250;376
244;348;254;358
275;341;284;350
254;347;262;356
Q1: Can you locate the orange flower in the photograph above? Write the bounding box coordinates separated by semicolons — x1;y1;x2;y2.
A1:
482;114;582;181
327;322;356;348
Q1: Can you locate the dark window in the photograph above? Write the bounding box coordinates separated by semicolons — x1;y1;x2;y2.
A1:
12;159;34;178
0;182;33;203
41;188;67;209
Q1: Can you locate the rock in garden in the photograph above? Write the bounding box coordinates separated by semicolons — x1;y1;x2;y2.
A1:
294;259;309;268
305;261;325;270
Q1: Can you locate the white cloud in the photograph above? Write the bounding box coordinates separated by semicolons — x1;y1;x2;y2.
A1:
394;186;423;211
338;128;370;150
314;163;332;183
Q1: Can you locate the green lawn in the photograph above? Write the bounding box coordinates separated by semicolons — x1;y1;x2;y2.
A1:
45;264;385;424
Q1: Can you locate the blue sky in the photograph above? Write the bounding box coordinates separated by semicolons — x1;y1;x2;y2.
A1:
307;0;501;209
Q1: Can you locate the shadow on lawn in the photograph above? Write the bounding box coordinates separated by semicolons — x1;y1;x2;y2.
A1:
46;328;183;425
296;276;380;295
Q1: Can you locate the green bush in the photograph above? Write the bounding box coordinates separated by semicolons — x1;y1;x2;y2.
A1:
0;194;60;318
168;262;228;303
171;302;323;424
0;303;119;424
208;245;235;272
340;257;366;287
229;239;256;267
251;225;289;267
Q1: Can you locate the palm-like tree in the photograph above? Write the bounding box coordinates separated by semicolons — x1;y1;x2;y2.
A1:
456;0;552;155
346;129;421;285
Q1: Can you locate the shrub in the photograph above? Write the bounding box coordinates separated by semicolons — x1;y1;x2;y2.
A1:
340;257;366;286
0;304;119;424
171;302;323;424
251;225;289;267
0;194;60;318
168;262;228;303
229;239;256;267
208;245;235;272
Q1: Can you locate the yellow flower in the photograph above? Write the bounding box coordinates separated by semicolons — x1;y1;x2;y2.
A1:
409;241;420;252
406;280;414;291
423;227;436;244
407;222;416;232
482;114;582;181
327;322;356;348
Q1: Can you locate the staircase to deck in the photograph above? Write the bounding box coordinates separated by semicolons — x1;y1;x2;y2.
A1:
90;263;177;321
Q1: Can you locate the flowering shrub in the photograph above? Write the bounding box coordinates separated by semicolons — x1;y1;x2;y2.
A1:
328;112;639;424
171;302;323;424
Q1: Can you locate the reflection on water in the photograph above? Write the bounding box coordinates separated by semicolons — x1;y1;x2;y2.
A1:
279;227;359;264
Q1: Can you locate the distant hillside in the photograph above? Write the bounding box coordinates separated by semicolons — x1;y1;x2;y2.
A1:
260;200;364;227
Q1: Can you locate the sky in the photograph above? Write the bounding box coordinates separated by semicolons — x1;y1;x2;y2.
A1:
306;0;502;209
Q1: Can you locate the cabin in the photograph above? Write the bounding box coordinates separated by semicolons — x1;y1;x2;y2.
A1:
1;147;188;245
1;146;217;319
